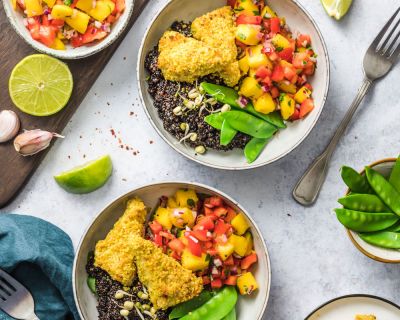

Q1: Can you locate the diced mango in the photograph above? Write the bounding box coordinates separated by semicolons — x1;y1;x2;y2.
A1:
167;196;178;208
239;55;250;74
174;189;199;208
261;5;277;18
169;207;195;228
57;31;65;39
229;234;248;257
65;9;90;34
89;0;115;22
247;45;273;70
294;86;312;104
42;0;56;8
231;213;250;235
253;93;276;114
279;93;295;120
277;81;297;94
25;0;44;17
236;24;261;46
154;207;172;230
181;250;210;271
237;272;259;295
51;5;73;19
76;0;93;13
239;77;263;100
50;37;65;50
11;0;17;10
234;0;259;15
244;232;253;256
179;233;188;246
271;34;291;50
217;242;235;261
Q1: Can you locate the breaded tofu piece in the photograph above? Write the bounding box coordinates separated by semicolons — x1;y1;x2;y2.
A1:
130;235;203;310
94;198;147;286
158;31;230;83
218;61;241;87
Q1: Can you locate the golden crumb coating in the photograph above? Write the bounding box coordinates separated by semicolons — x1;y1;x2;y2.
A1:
130;235;203;310
219;61;241;87
158;31;188;52
94;198;147;286
355;316;376;320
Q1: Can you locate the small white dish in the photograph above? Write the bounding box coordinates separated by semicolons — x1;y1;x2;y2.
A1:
73;181;272;320
306;294;400;320
2;0;135;59
137;0;330;170
345;158;400;263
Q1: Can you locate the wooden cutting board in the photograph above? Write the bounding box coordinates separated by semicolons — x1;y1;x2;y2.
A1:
0;0;148;208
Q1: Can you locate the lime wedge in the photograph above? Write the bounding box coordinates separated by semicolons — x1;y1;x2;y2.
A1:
321;0;353;20
54;155;112;194
9;54;73;116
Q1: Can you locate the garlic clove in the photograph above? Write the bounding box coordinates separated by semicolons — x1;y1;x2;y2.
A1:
14;129;64;156
0;110;20;143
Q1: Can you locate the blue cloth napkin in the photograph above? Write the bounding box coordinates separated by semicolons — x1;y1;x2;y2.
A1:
0;214;79;320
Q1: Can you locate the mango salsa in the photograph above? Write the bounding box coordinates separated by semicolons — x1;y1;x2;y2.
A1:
229;234;248;257
169;207;195;228
25;0;44;17
174;189;199;208
89;0;115;22
239;77;263;100
254;93;276;114
181;250;210;271
231;213;250;235
247;45;273;70
237;272;259;295
217;242;235;261
279;93;296;120
154;207;172;230
271;34;291;50
51;5;73;19
236;24;261;46
234;0;259;15
65;9;90;34
294;86;312;104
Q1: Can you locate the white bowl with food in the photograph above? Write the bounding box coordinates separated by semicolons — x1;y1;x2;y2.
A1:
137;0;330;170
2;0;135;59
73;182;271;320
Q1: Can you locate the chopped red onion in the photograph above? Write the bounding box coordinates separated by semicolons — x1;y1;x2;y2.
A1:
261;85;270;93
236;96;248;108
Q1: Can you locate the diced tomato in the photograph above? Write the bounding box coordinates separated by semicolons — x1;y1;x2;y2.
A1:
188;236;202;257
149;221;163;234
271;65;284;82
225;207;237;223
106;15;117;24
224;255;235;266
114;0;125;13
260;76;272;87
283;66;296;81
236;14;262;25
270;17;280;33
214;220;231;235
196;216;215;230
214;207;228;217
241;253;258;270
290;108;300;121
293;52;310;69
204;206;214;216
211;278;223;289
38;25;56;47
299;99;314;118
153;234;163;247
203;241;213;249
191;229;209;242
270;86;280;98
202;276;211;285
303;63;315;76
27;18;41;40
51;19;65;27
207;196;224;208
255;66;271;79
41;15;50;26
277;47;294;62
159;231;175;240
82;26;108;45
70;0;78;8
224;275;238;286
170;251;181;261
168;238;185;253
207;248;219;256
296;34;311;48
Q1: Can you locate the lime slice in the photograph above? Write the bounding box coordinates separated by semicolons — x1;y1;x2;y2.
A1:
54;155;112;194
9;54;73;116
321;0;353;20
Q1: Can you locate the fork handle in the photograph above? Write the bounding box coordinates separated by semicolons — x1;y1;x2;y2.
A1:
292;78;373;206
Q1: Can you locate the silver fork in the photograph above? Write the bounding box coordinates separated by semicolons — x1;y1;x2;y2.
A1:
293;7;400;206
0;268;39;320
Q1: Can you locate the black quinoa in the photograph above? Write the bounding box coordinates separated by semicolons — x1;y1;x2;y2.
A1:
144;22;251;151
86;256;168;320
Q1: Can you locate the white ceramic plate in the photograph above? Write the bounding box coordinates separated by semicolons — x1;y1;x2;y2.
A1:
73;182;271;320
2;0;135;59
345;158;400;263
306;294;400;320
137;0;330;170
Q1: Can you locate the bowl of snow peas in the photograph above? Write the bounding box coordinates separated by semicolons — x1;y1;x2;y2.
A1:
335;155;400;263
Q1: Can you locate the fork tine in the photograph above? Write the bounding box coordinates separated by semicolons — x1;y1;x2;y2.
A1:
0;284;11;297
386;29;400;55
371;7;400;50
389;41;400;61
380;18;400;54
0;278;14;294
0;270;19;292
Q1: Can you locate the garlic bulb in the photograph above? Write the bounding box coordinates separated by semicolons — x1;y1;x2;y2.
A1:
14;129;64;156
0;110;20;143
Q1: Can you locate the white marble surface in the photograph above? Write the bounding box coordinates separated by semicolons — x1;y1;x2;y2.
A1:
2;0;400;318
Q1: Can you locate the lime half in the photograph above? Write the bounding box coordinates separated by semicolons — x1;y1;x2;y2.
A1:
321;0;353;20
54;155;112;194
9;54;73;116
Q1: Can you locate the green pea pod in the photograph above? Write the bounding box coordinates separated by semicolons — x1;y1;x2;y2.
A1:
204;113;224;130
365;167;400;216
338;194;391;213
223;308;236;320
200;82;286;129
385;221;400;232
335;208;399;232
389;155;400;193
244;137;270;163
87;276;96;294
180;286;238;320
169;290;213;319
222;111;277;139
220;120;237;146
359;231;400;249
341;166;374;194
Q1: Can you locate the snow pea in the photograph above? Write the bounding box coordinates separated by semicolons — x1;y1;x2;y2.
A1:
180;286;238;320
204;113;224;130
385;221;400;232
87;276;96;294
365;167;400;216
244;137;270;163
359;231;400;249
335;208;399;232
338;194;391;213
220;120;237;146
389;156;400;193
169;290;213;319
222;111;277;139
200;82;286;129
223;308;236;320
341;166;374;194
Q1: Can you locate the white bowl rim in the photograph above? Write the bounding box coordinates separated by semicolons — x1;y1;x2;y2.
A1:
2;0;135;60
137;0;331;171
73;181;272;320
